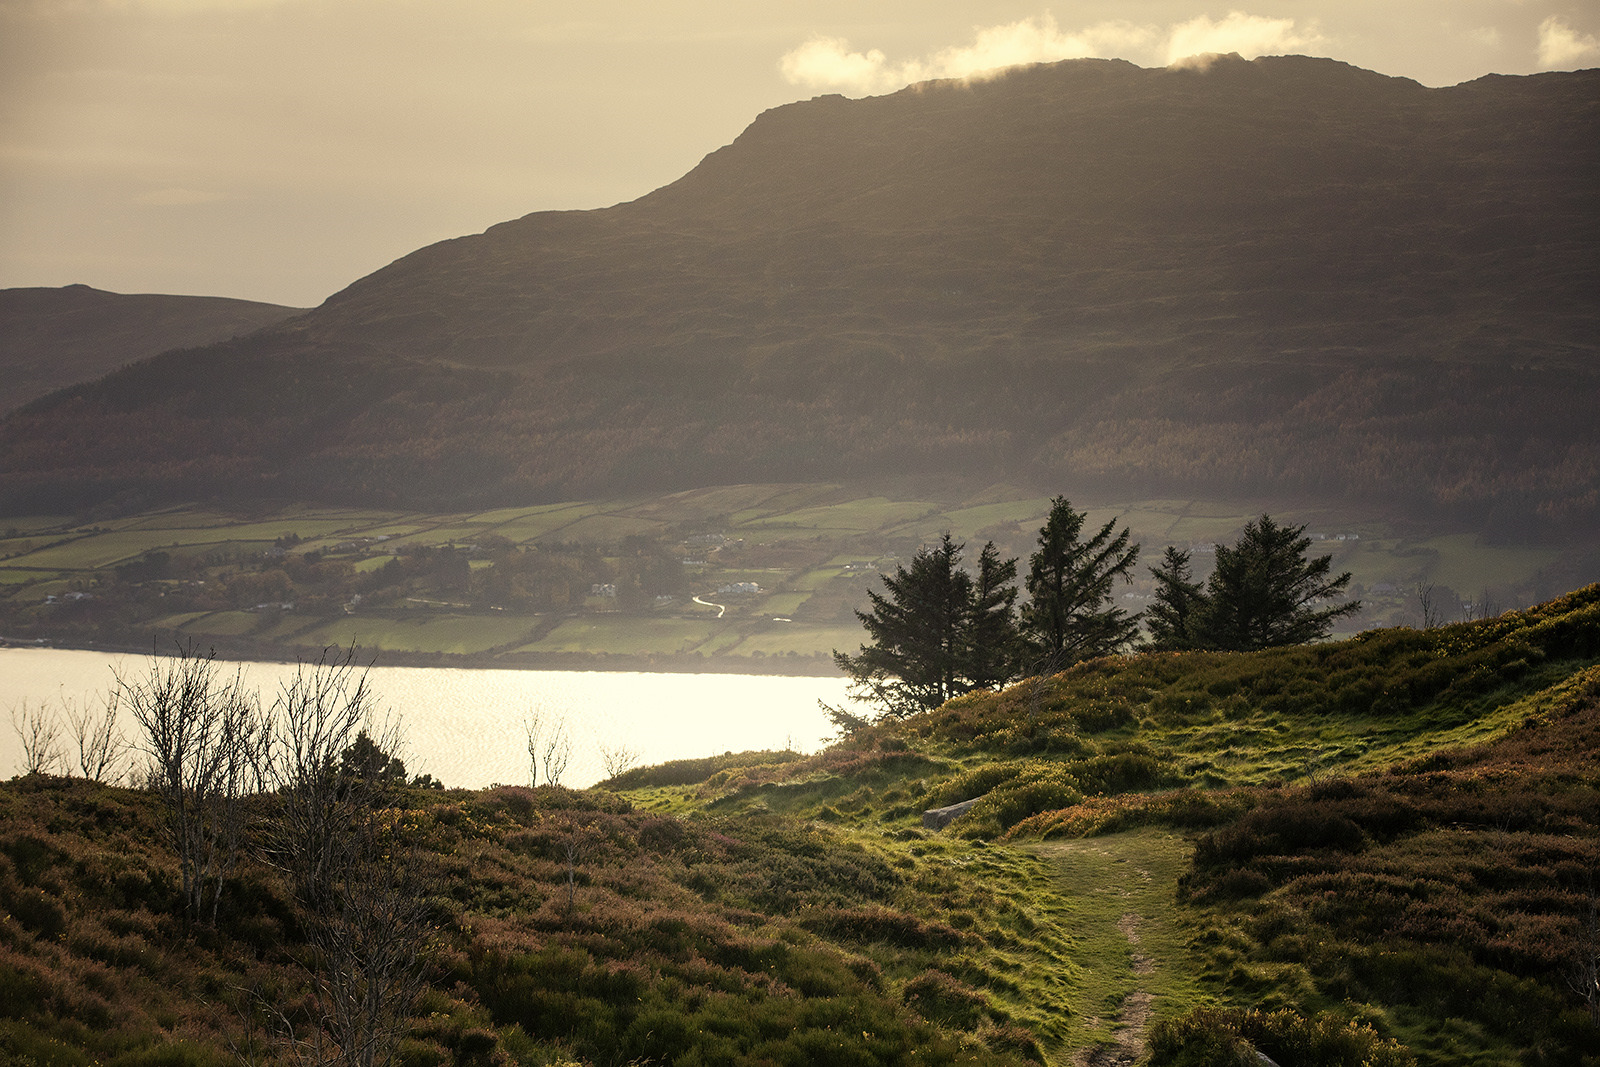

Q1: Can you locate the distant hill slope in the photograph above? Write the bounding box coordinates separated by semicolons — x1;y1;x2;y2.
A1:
1;56;1595;528
0;284;305;413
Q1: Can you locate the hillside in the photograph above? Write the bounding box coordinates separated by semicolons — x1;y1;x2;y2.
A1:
1;56;1595;530
2;586;1597;1065
0;285;305;414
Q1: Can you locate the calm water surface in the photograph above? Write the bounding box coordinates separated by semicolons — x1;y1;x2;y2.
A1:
0;648;850;788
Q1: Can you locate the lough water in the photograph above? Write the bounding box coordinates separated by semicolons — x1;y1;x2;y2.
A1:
0;647;850;789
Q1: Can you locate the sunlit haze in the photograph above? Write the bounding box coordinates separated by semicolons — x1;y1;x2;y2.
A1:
2;0;1595;307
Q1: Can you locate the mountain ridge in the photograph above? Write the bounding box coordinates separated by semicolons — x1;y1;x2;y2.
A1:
0;284;306;414
2;56;1596;527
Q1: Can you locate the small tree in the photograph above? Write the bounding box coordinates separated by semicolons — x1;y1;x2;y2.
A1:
1145;546;1206;651
10;700;64;777
1020;497;1141;667
119;645;266;924
1195;515;1360;651
541;716;572;787
66;692;127;783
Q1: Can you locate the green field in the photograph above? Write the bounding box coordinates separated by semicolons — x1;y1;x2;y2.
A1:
297;613;542;655
516;616;721;655
2;486;1596;664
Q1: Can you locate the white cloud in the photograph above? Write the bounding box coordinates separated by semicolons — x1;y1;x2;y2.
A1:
1164;11;1324;65
1537;15;1599;69
780;15;1158;95
780;10;1326;96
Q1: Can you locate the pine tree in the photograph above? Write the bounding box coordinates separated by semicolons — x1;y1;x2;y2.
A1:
1196;515;1360;650
830;535;1022;723
964;541;1021;690
1020;497;1141;668
1145;546;1205;650
833;534;975;718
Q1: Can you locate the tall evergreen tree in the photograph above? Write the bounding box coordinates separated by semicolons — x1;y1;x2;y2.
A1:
1020;497;1141;667
964;541;1022;690
1145;546;1205;650
833;534;975;719
831;535;1023;723
1196;514;1360;650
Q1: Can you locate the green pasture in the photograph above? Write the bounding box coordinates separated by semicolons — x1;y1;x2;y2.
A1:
515;616;720;655
736;623;862;657
297;613;541;655
740;496;935;535
533;513;671;543
790;566;849;591
166;610;266;637
935;497;1057;538
0;515;72;534
0;568;55;586
8;530;259;570
1415;533;1562;592
757;592;811;616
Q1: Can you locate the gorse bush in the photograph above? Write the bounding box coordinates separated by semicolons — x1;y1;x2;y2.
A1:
1147;1007;1416;1067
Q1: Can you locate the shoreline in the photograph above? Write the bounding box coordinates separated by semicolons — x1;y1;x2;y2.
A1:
0;631;845;678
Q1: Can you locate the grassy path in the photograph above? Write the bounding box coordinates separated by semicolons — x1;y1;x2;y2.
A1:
1021;827;1200;1066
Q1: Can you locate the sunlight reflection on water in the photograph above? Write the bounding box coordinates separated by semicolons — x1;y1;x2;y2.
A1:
0;648;848;788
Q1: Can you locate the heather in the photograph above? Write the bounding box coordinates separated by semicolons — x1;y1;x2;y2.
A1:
3;585;1599;1064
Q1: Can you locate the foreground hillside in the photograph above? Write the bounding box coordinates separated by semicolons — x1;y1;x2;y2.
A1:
2;57;1596;532
3;586;1598;1065
0;285;304;415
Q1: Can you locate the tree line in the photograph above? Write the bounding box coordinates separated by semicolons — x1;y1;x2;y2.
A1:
832;498;1358;723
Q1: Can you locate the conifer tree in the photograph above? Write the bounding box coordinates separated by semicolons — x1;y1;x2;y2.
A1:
1145;546;1205;651
1195;515;1359;650
964;541;1022;690
833;534;975;718
1020;497;1141;667
831;535;1021;722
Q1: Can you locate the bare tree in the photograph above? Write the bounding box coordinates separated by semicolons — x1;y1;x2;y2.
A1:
522;709;542;788
258;648;433;1067
540;716;572;787
9;700;63;776
599;741;640;780
1415;581;1442;629
262;648;391;908
1464;589;1499;622
118;645;266;924
66;691;127;783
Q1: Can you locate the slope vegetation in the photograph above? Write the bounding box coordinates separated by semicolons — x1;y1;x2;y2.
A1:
2;586;1597;1065
0;285;304;415
2;58;1595;530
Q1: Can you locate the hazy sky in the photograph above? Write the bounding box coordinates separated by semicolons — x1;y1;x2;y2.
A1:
2;1;1596;307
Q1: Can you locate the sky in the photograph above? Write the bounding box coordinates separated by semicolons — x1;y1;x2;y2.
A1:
2;1;1596;308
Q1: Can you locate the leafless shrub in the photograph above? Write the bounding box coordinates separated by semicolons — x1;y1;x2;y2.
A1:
523;708;542;787
9;699;63;777
118;644;267;924
540;716;572;787
66;690;127;783
1416;580;1442;629
599;741;640;780
1463;589;1499;622
255;647;433;1067
262;647;393;909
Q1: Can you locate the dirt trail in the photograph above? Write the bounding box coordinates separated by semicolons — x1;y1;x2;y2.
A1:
1074;913;1155;1067
1025;829;1192;1067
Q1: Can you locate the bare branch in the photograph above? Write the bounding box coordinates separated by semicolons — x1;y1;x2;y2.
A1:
599;741;640;780
9;700;63;777
540;715;571;787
